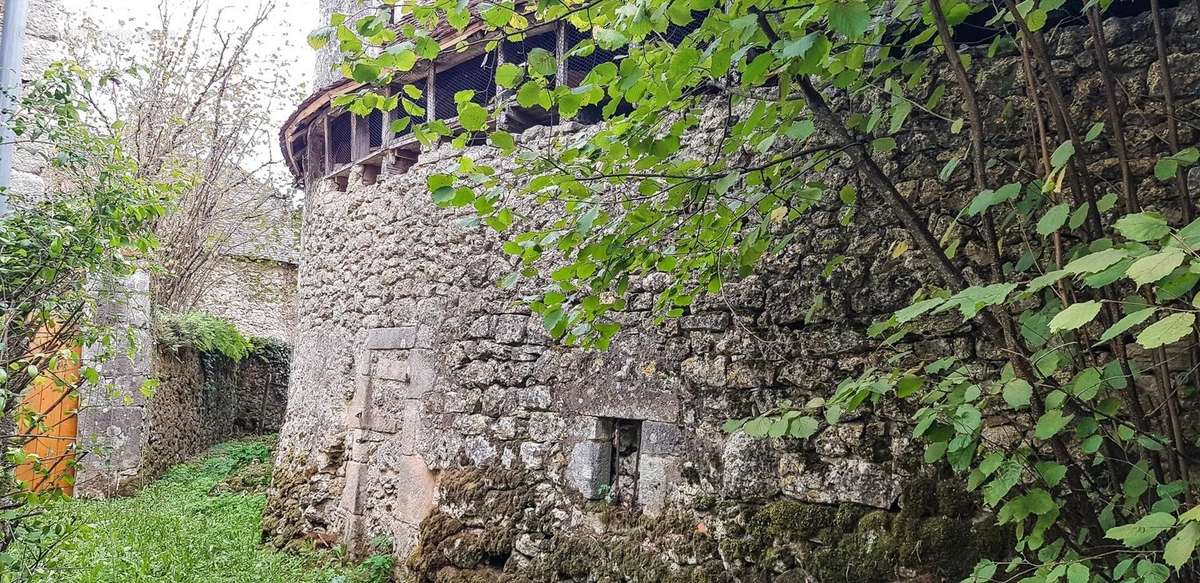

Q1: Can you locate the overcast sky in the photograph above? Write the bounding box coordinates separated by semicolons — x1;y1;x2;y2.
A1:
59;0;319;186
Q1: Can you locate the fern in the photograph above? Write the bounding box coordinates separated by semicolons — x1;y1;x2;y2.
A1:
156;311;253;362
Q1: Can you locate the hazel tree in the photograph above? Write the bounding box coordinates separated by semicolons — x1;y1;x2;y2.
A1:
321;0;1200;580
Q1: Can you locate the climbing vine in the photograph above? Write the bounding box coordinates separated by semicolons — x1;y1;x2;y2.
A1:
321;0;1200;579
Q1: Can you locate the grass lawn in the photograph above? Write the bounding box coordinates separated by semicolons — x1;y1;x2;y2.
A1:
34;437;354;583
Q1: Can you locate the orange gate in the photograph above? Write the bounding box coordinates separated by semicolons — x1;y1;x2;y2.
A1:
14;327;80;495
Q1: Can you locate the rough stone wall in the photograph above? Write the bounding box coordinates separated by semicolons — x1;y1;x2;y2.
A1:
193;256;299;343
76;272;156;498
138;346;290;481
78;320;291;497
266;6;1200;581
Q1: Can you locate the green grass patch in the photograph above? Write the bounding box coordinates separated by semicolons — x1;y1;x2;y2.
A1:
34;436;351;583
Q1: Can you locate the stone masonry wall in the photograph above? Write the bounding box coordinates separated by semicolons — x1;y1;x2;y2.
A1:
193;256;299;343
266;7;1200;581
77;270;291;497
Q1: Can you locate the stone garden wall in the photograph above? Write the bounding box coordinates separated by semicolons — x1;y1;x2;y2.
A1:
265;6;1200;581
77;273;292;498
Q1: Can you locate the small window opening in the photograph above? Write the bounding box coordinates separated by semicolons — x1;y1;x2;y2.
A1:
331;174;348;192
434;53;498;121
387;148;419;174
305;122;326;186
367;110;384;149
388;80;427;144
564;24;629;124
606;418;642;506
361;162;381;186
290;136;307;180
329;113;353;170
499;31;559;132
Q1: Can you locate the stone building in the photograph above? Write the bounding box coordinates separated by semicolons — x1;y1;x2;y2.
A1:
266;2;1199;581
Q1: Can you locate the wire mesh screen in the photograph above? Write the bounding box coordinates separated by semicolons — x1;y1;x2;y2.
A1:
329;113;352;168
290;136;307;178
663;14;704;46
503;30;558;84
367;109;384;149
565;24;621;84
434;53;498;121
390;79;426;141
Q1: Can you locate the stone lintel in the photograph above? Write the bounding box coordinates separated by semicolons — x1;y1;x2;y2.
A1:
365;326;417;350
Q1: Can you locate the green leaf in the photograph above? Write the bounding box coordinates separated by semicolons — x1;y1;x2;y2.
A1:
789;416;820;438
527;47;558;76
1097;307;1157;344
1037;203;1070;236
1049;301;1102;333
1126;248;1186;286
458;102;488;131
350;62;381;83
1085;122;1104;142
895;297;945;324
489;130;515;152
1064;248;1129;275
1106;512;1176;548
1114;212;1170;242
1002;379;1032;408
1034;409;1073;440
1062;564;1087;583
1069;367;1103;400
496;63;523;88
1050;141;1074;168
966;182;1021;217
1137;312;1196;349
827;0;871;37
1164;522;1200;569
871;137;896;153
1156;158;1179;181
1026;8;1048;31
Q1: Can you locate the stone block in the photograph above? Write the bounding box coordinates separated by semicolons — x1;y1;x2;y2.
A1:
519;442;547;470
637;455;681;516
347;374;371;428
720;432;779;499
780;457;900;509
340;461;368;515
374;357;410;381
528;412;566;442
494;314;528;344
680;356;727;387
407;349;438;392
678;312;732;332
566;440;611;499
75;406;145;471
365;326;417;350
640;421;683;456
568;415;613;440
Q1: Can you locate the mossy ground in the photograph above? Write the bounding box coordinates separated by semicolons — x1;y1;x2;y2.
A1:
31;436;352;583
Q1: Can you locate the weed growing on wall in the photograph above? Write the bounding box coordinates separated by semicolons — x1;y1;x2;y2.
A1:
156;311;254;362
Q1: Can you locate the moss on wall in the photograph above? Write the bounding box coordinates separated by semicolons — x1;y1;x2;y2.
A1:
403;469;1009;582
